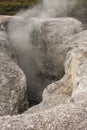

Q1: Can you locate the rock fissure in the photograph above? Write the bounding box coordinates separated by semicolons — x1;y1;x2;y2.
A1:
0;12;87;129
8;17;83;108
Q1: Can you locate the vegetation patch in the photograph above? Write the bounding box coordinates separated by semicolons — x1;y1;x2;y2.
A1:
0;0;38;15
63;86;73;96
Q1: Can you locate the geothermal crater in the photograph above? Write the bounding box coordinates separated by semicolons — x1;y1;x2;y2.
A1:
0;0;87;129
8;16;83;109
1;16;87;130
8;17;66;107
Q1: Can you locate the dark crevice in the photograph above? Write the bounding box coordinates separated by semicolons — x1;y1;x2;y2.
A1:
18;59;65;108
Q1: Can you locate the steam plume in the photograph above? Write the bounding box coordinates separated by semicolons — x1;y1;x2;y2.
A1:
8;0;77;105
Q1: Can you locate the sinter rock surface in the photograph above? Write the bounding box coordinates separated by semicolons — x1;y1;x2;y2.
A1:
0;15;87;130
0;17;28;116
1;43;87;130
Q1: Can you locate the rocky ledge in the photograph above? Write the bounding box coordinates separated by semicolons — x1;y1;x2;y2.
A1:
0;16;87;130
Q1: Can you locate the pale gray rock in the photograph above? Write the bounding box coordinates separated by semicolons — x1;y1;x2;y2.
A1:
0;17;87;130
0;16;12;31
26;28;87;114
24;17;83;104
63;29;87;47
0;46;87;130
0;21;28;116
33;18;83;78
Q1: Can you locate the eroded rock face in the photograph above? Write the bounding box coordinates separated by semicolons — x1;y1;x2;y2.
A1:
25;26;87;114
9;17;83;105
0;44;87;130
27;18;83;105
0;16;87;130
0;18;28;116
34;18;83;78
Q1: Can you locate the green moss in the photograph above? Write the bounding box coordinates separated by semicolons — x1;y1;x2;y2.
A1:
63;86;73;96
0;0;38;15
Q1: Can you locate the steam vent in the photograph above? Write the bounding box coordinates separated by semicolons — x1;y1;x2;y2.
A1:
0;0;87;129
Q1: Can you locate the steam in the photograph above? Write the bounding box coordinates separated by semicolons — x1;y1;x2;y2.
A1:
16;0;76;18
8;0;77;105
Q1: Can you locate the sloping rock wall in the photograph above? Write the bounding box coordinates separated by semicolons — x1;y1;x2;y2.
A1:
0;17;28;116
0;16;87;129
0;46;87;130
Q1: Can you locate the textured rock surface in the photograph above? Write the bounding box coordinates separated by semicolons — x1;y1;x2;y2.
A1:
8;17;83;105
24;18;83;104
0;46;87;130
0;16;87;130
25;29;87;114
34;18;83;78
0;19;28;116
